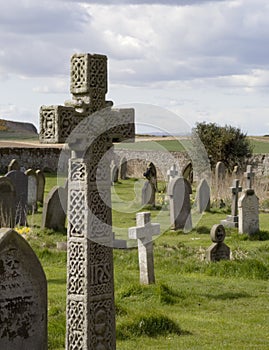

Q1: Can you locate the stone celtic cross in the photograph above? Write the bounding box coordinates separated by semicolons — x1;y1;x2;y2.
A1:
128;212;160;284
40;53;135;350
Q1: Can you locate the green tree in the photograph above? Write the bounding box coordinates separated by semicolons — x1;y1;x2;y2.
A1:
192;122;253;171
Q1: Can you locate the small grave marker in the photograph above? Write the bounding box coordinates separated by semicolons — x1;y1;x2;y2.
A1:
221;179;242;228
0;177;15;228
129;212;160;284
206;224;230;261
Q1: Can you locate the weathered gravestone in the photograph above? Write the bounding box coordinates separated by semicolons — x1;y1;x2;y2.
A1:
215;161;226;186
182;161;193;184
0;177;15;228
40;53;135;350
119;156;128;180
25;169;38;213
196;178;210;213
206;224;230;261
128;212;160;284
0;228;47;350
36;170;46;204
238;166;259;235
167;176;192;231
5;170;28;226
110;160;119;184
8;159;20;172
142;162;157;207
221;179;242;228
42;183;68;232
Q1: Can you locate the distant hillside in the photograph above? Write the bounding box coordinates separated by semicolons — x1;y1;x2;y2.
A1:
0;118;38;138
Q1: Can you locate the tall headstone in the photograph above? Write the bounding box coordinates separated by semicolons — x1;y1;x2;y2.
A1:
128;212;160;284
0;177;15;228
119;157;128;180
40;53;135;350
42;183;68;232
167;176;192;231
0;228;47;349
196;178;210;213
25;169;38;213
8;159;20;172
238;166;259;235
141;181;152;206
36;170;46;204
6;170;28;226
143;162;157;207
215;161;226;186
206;224;230;261
221;179;242;228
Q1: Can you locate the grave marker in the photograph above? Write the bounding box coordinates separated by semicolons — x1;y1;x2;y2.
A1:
196;178;210;213
182;161;193;184
215;161;226;186
0;177;15;228
221;179;242;228
128;212;160;284
6;170;28;226
36;170;46;204
119;157;128;180
167;164;178;182
244;165;255;189
238;189;259;235
25;169;38;213
0;228;47;349
40;53;135;350
206;224;230;261
8;159;20;172
143;162;157;206
167;176;192;231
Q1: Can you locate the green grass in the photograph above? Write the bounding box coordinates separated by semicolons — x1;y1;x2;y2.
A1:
21;177;269;349
250;138;269;154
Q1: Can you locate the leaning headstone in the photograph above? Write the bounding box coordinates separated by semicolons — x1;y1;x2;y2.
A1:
119;156;128;180
182;161;193;184
128;212;160;284
215;161;226;186
221;179;242;228
143;162;157;206
167;176;192;231
206;224;230;261
6;170;28;226
196;178;210;213
0;177;15;228
36;170;46;204
110;160;119;184
25;169;38;213
42;183;68;231
8;159;20;172
0;228;47;349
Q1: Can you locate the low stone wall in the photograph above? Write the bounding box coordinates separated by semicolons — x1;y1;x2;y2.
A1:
0;146;268;179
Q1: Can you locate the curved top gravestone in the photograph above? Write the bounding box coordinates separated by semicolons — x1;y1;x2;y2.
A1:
0;228;47;350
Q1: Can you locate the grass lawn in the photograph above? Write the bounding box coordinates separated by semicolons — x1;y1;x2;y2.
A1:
19;177;269;349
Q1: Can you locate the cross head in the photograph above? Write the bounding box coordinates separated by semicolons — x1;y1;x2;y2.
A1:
244;165;255;189
230;179;242;217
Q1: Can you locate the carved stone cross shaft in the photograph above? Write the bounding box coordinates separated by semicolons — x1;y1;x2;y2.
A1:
244;165;255;189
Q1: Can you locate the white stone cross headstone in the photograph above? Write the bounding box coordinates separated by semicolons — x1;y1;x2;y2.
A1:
167;164;178;181
221;179;242;228
128;212;160;284
244;165;255;189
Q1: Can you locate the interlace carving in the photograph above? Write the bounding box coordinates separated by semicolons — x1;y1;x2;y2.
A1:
68;241;86;294
69;189;85;237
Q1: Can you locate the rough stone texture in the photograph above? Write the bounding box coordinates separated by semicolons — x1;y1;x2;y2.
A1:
238;189;259;235
42;184;68;232
167;176;192;231
196;178;210;213
5;170;28;226
8;159;20;172
36;170;46;204
0;177;15;228
25;169;37;213
0;228;47;350
128;212;160;284
39;53;135;350
167;164;179;182
206;224;230;261
221;179;242;228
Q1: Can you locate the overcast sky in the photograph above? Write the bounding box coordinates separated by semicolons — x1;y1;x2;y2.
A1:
1;0;269;135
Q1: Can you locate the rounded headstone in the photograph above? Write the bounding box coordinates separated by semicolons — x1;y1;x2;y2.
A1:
210;224;226;243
